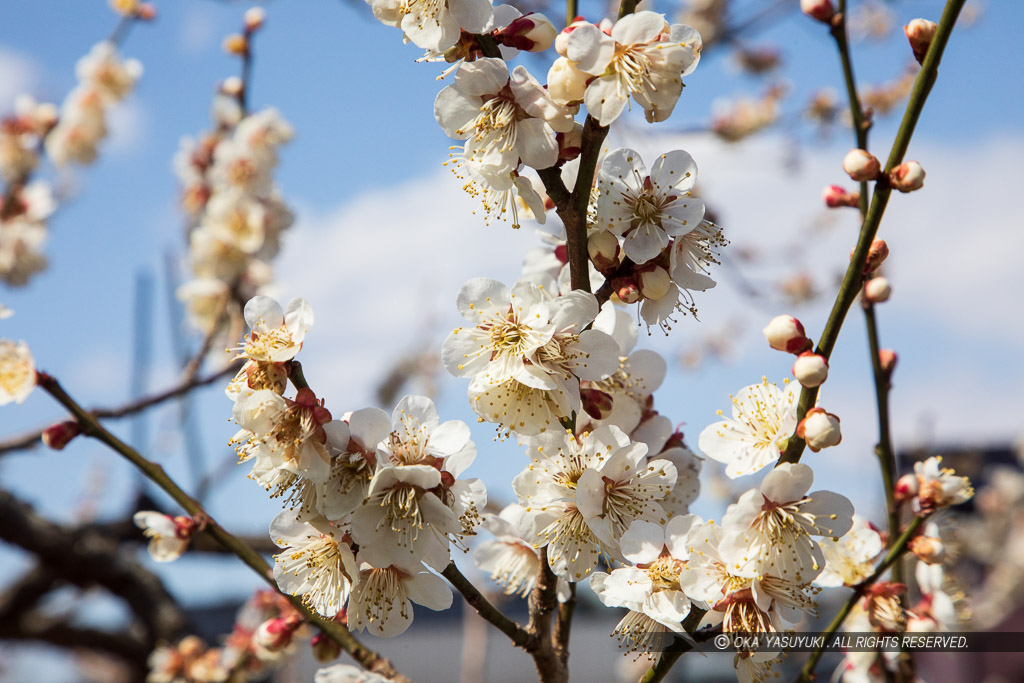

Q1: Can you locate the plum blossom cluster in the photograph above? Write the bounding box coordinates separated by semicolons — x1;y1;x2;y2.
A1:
224;296;484;638
146;590;309;683
175;20;295;335
0;35;143;285
0;313;36;406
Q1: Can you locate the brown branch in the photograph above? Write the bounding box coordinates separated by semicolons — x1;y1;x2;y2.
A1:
0;362;239;457
0;615;150;669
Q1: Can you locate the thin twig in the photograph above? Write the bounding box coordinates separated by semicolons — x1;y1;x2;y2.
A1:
778;0;968;465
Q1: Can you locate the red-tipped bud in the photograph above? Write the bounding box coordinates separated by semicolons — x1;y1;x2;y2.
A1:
553;243;568;264
557;123;583;161
894;472;918;502
555;19;588;57
797;407;842;452
172;516;198;540
879;348;898;378
244;7;266;32
255;614;303;652
638;265;672;300
792;352;829;388
905;19;937;64
581;387;615;420
494;12;557;52
862;238;889;273
801;0;835;23
763;314;812;354
843;149;882;182
587;230;620;271
890;161;926;193
42;421;82;451
311;631;342;663
137;3;157;20
863;276;892;303
613;277;640;304
823;184;860;208
909;536;945;565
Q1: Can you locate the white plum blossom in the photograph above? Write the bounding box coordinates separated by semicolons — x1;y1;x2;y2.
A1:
815;515;883;588
367;0;494;52
720;462;855;584
913;456;974;511
436;58;574;174
347;544;453;638
566;11;702;125
576;437;677;555
589;517;698;655
133;511;195;563
0;339;35;405
316;663;395;683
597;148;706;264
698;378;799;478
444;277;618;435
270;509;358;618
317;408;391;521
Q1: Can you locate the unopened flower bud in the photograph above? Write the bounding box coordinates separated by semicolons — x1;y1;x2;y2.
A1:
311;631;342;663
858;238;889;273
793;352;829;388
557;122;583;161
244;7;266;32
223;34;249;56
638;265;671;300
905;19;937;64
843;149;882;182
909;536;945;564
495;12;557;52
587;230;620;271
42;421;83;451
547;57;588;105
797;407;842;452
762;314;812;354
879;348;898;377
863;276;892;303
894;472;918;502
801;0;835;23
613;277;640;304
255;615;302;652
137;3;156;20
555;18;587;57
581;387;614;420
890;161;926;193
823;184;860;208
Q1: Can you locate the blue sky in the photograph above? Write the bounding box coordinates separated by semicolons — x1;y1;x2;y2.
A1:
1;0;1023;673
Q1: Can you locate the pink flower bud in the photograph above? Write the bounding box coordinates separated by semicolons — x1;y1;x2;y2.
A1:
557;123;583;161
843;149;882;182
905;19;937;64
863;276;892;303
554;18;587;57
587;230;620;271
879;348;898;377
137;3;156;20
255;615;302;652
894;472;918;502
172;516;198;540
797;407;842;452
909;536;945;565
801;0;835;23
863;238;889;273
613;277;640;304
638;265;672;300
42;420;82;451
311;632;342;663
792;352;829;388
762;314;812;354
244;7;266;32
823;184;860;208
495;12;557;52
547;57;588;105
890;161;926;193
